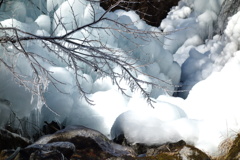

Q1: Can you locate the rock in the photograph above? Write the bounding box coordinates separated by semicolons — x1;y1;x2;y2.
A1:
145;140;187;156
106;157;135;160
0;125;212;160
178;145;211;160
141;142;211;160
0;147;21;160
24;142;75;159
33;125;136;159
42;121;63;135
29;150;65;160
108;143;212;160
100;0;180;27
0;128;31;151
113;134;211;160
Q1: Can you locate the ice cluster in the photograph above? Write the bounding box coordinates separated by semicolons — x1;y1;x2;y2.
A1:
1;0;240;156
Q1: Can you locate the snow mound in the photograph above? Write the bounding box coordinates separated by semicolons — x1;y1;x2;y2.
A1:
111;100;187;145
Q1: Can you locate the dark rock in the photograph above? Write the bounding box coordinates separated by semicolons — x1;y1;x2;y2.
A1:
24;142;75;159
106;157;135;160
0;128;31;151
29;150;65;160
34;125;136;159
0;148;21;160
112;134;130;147
4;125;22;135
0;124;212;160
100;0;180;27
42;121;63;135
112;134;152;155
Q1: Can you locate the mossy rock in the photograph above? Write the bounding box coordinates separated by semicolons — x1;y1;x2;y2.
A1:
0;128;31;151
138;143;211;160
107;141;211;160
139;152;179;160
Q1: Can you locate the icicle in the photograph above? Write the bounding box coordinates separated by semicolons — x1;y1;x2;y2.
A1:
30;94;34;104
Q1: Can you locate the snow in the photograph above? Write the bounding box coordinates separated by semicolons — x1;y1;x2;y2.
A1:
1;0;240;157
111;109;183;145
35;15;51;33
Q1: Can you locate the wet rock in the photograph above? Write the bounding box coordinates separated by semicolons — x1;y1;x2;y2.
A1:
142;143;211;160
0;124;213;160
24;141;75;159
34;125;136;159
0;148;21;160
42;121;63;135
0;128;31;151
106;157;135;160
29;150;65;160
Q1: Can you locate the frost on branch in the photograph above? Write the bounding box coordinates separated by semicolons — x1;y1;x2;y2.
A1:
0;0;181;131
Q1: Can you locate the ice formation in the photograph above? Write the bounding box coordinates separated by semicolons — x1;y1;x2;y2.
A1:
1;0;240;156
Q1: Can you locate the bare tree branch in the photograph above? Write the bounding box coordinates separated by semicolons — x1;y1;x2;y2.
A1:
0;0;180;109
